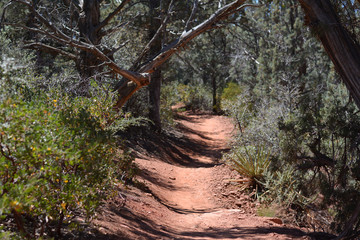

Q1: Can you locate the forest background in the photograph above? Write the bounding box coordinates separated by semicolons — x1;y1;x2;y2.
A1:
0;0;360;239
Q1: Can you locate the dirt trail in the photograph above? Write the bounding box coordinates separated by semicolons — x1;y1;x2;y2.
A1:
93;111;310;240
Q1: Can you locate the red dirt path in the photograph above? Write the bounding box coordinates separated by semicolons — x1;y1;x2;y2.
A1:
92;111;311;240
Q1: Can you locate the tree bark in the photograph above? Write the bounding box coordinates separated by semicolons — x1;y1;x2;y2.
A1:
299;0;360;108
76;0;102;95
148;0;162;131
148;69;162;130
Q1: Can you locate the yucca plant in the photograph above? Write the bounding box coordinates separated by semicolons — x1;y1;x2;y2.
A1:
224;145;271;190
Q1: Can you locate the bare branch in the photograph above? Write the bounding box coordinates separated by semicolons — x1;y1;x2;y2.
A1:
113;0;255;109
100;21;129;37
139;0;249;74
11;0;67;38
24;42;77;59
9;0;256;110
131;0;174;70
0;2;12;30
95;0;131;33
185;0;198;31
7;1;146;86
107;40;130;56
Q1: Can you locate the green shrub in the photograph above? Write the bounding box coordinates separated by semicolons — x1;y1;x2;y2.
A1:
221;82;242;102
261;166;313;208
177;83;212;111
221;87;255;133
160;82;179;127
0;78;136;238
223;145;271;191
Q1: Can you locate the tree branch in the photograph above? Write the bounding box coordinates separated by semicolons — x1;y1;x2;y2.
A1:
113;0;255;109
100;21;129;37
10;0;255;110
95;0;131;33
107;40;130;57
7;1;147;86
138;0;249;74
24;42;77;60
0;2;12;30
131;0;174;70
185;0;198;31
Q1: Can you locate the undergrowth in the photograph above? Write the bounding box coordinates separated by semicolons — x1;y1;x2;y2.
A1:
0;70;139;239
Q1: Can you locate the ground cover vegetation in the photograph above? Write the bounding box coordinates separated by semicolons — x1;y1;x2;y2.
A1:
0;0;360;239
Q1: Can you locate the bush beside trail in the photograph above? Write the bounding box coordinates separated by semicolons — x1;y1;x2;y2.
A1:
0;73;138;239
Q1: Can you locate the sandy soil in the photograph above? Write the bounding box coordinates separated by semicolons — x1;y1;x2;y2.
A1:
91;111;312;240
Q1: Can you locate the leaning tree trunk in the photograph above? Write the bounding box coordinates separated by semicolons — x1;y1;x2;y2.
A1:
148;0;162;131
299;0;360;108
299;1;360;237
77;0;102;96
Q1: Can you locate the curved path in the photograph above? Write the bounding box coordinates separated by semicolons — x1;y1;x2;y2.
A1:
93;112;310;240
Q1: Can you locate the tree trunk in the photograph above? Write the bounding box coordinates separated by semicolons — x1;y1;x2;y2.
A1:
299;0;360;108
212;76;217;113
148;69;162;130
148;0;162;131
77;0;102;95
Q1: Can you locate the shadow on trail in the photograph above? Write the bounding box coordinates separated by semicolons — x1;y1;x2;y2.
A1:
121;112;230;168
101;111;333;240
91;206;333;240
88;207;174;240
91;205;316;240
177;226;309;239
139;168;179;191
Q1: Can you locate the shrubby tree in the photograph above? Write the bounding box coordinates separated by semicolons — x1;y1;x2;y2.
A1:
224;0;360;238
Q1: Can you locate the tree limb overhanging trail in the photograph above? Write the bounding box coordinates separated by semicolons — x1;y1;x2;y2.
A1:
299;0;360;109
2;0;253;109
113;0;250;109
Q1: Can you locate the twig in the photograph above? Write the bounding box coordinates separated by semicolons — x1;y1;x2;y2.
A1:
23;42;77;59
0;2;12;30
132;0;174;70
95;0;131;33
185;0;198;31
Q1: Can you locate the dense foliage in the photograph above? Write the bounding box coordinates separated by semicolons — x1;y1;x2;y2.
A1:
0;32;137;239
221;0;360;236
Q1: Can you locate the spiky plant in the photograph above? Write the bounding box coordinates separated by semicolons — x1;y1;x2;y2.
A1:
224;145;271;190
